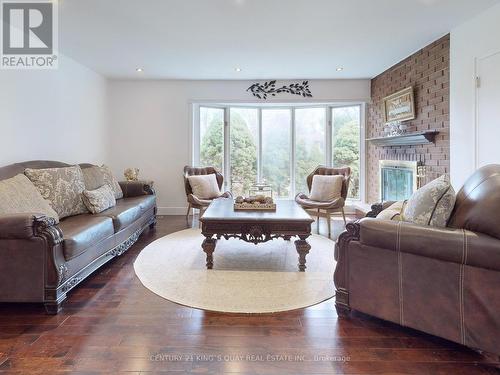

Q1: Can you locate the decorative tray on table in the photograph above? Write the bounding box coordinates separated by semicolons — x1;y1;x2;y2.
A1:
233;195;276;211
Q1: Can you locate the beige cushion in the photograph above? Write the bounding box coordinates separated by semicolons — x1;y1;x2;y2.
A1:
188;174;221;199
81;166;105;190
0;174;59;223
402;175;456;228
376;201;406;221
25;166;88;219
309;175;343;202
82;185;116;214
100;165;123;199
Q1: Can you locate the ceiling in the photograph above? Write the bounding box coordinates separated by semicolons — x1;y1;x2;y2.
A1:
59;0;500;80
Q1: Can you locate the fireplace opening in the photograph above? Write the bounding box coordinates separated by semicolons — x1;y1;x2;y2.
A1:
379;160;418;201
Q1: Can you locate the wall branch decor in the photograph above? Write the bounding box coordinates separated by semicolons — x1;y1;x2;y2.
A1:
247;80;312;99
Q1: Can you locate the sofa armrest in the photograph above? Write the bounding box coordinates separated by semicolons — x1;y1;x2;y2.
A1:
366;201;396;218
119;180;155;198
0;214;62;244
358;218;500;270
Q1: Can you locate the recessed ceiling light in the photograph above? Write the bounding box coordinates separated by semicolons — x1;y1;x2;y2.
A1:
235;67;242;72
336;67;343;72
136;68;144;72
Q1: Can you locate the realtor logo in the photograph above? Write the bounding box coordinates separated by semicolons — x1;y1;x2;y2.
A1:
1;0;58;69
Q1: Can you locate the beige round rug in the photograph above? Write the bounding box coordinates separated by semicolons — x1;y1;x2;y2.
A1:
134;229;336;313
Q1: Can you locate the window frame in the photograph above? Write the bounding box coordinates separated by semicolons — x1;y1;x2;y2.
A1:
192;102;366;203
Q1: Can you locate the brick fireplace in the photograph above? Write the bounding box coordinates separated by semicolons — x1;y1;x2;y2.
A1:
366;34;450;204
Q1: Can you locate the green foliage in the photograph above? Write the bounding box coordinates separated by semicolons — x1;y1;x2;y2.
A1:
333;120;360;199
200;118;223;171
200;113;257;196
229;113;257;196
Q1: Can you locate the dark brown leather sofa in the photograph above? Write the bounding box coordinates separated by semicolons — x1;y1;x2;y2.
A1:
0;161;157;314
334;164;500;356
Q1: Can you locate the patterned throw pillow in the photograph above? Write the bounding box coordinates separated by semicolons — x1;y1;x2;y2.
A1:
25;166;88;219
376;201;406;221
0;174;59;223
82;185;116;214
100;165;123;199
402;175;456;228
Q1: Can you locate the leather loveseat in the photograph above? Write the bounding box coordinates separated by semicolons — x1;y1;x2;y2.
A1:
0;161;156;314
334;164;500;356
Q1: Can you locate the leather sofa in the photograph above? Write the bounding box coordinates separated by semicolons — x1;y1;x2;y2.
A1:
334;164;500;356
0;161;157;314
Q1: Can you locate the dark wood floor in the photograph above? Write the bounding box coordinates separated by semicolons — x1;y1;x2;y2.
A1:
1;215;499;375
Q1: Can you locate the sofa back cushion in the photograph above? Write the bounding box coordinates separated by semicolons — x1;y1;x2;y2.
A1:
448;164;500;239
100;165;123;199
82;185;116;214
25;165;88;219
81;166;105;191
402;175;456;228
309;175;343;202
0;174;59;222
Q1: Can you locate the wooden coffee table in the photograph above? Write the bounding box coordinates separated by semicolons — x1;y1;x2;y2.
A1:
199;198;314;271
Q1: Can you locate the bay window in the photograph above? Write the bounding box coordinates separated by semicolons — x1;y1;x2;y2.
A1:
194;103;364;201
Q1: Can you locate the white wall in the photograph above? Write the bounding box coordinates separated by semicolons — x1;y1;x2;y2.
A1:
107;79;370;214
0;54;108;166
450;2;500;188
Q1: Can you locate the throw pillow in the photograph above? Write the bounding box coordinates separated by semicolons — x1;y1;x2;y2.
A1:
100;165;123;199
25;165;88;219
0;174;59;223
376;201;406;221
309;175;343;202
188;174;221;199
82;185;116;214
403;175;456;228
81;166;105;190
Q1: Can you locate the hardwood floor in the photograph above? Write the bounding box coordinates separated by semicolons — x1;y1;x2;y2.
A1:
0;215;499;374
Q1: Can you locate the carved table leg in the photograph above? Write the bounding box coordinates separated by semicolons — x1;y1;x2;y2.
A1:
295;238;311;272
202;238;217;269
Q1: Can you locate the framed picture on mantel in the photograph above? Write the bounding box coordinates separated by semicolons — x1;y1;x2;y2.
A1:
383;86;416;123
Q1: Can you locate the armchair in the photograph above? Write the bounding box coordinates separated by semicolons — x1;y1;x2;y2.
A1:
295;166;351;237
183;166;232;219
334;164;500;357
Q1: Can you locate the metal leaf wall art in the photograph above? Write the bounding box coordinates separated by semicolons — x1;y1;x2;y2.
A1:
246;80;313;99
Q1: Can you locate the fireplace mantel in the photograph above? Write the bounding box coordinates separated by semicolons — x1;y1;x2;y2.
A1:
367;130;439;147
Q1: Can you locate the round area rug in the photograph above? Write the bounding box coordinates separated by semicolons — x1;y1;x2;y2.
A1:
134;229;336;313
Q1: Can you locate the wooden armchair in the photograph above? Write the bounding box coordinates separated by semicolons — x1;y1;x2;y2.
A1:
183;166;232;219
295;166;351;237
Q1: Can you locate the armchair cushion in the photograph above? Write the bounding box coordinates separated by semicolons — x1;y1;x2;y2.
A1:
309;175;343;202
188;192;232;208
187;174;221;199
295;194;344;210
